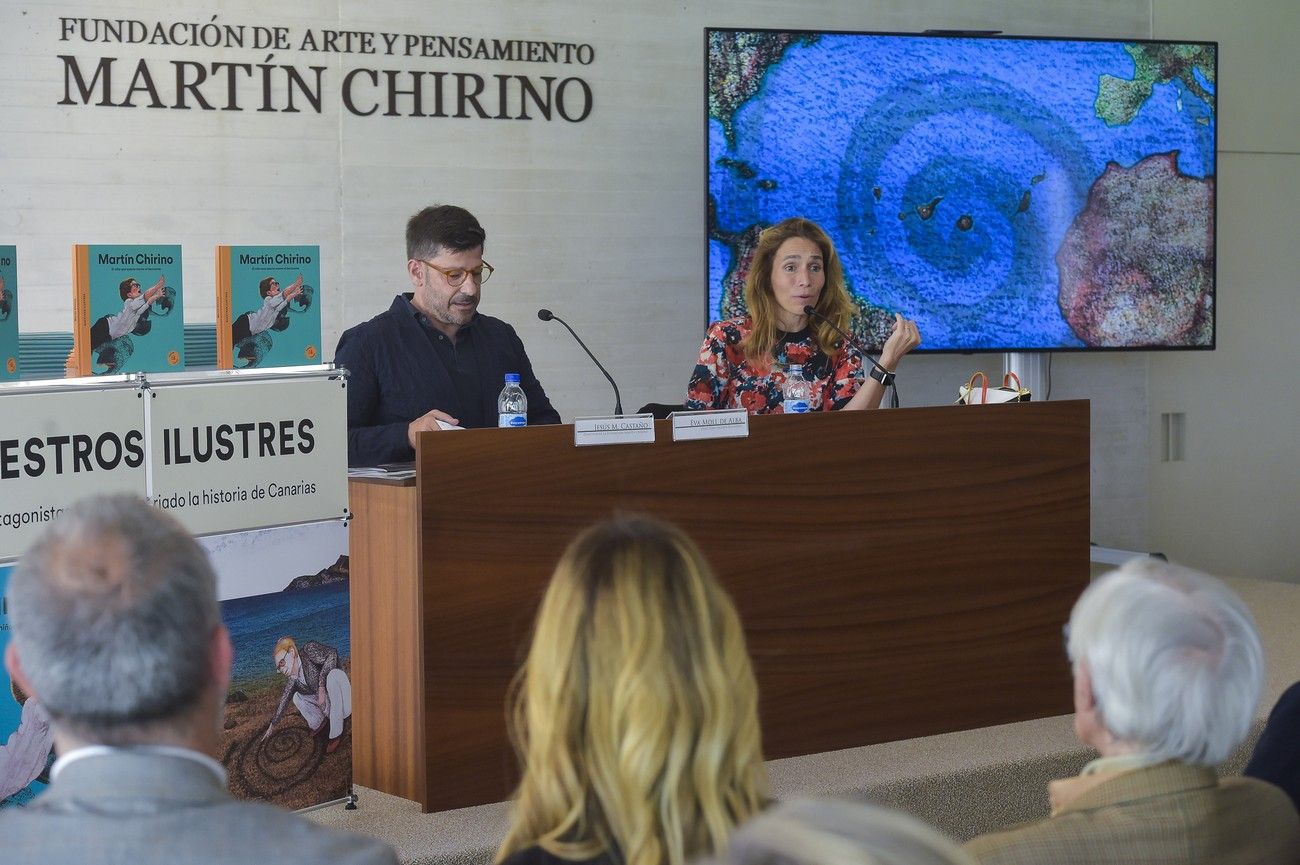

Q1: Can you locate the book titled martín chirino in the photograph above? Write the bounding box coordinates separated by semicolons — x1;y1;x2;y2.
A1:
216;245;321;370
0;245;18;380
72;244;185;376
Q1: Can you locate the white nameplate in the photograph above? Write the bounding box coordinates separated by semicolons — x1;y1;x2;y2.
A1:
573;414;656;447
671;409;750;441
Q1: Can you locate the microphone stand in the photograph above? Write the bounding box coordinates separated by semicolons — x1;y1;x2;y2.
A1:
537;309;624;415
803;305;900;409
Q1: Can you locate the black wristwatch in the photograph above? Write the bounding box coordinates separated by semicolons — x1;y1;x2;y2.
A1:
868;365;896;387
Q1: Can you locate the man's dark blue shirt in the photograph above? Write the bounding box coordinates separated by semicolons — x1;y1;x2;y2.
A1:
334;294;560;466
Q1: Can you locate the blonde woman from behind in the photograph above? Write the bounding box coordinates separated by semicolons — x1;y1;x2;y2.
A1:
495;515;769;865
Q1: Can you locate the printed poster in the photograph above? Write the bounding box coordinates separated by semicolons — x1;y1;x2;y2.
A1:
201;521;352;810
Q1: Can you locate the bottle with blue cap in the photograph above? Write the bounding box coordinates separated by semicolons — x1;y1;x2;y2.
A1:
498;373;528;427
782;365;811;414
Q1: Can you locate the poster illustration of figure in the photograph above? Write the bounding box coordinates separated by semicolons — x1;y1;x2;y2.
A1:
199;521;351;811
0;681;54;806
264;637;352;754
0;563;56;808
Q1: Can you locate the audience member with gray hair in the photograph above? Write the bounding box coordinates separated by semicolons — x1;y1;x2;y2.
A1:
965;557;1300;864
718;798;975;865
0;494;396;865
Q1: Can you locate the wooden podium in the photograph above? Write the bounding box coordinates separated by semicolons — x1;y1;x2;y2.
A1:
348;401;1090;813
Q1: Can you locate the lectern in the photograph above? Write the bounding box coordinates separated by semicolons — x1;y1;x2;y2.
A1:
349;401;1089;812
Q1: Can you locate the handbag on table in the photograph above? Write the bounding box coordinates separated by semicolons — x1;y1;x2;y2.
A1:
957;371;1031;404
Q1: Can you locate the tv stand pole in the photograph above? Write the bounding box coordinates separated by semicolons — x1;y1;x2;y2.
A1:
1004;352;1049;401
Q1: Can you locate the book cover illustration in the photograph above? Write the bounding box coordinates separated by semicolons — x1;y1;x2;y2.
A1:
0;246;17;380
72;244;184;375
216;245;320;369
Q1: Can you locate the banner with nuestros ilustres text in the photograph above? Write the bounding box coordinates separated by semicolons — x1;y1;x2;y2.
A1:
145;376;348;536
0;384;148;561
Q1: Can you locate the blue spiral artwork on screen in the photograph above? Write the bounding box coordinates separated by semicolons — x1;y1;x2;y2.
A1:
707;32;1217;351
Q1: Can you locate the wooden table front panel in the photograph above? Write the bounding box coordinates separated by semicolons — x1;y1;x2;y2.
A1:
414;401;1089;812
347;477;426;804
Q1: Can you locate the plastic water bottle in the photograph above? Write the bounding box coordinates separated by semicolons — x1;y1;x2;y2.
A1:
498;373;527;427
782;365;811;414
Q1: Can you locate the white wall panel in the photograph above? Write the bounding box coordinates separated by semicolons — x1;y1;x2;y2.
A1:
1145;0;1300;581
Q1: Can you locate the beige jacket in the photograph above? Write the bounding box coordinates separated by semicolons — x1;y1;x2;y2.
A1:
965;760;1300;865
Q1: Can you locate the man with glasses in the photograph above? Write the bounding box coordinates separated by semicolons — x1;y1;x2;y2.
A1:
335;204;560;466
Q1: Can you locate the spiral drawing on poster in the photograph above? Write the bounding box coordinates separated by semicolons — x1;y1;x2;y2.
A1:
224;722;325;799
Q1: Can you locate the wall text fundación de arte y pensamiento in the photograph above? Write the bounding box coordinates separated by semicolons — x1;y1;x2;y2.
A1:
56;15;596;121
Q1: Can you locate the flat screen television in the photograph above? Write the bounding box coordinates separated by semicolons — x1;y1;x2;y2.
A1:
706;29;1217;352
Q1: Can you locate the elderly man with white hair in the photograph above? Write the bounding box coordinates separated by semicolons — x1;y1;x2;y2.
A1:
965;558;1300;864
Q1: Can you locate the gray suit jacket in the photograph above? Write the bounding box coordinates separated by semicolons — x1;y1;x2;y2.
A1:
0;749;398;865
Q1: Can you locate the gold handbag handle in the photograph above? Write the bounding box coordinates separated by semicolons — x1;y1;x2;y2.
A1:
964;371;988;404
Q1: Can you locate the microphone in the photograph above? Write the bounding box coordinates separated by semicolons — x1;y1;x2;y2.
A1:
802;305;890;377
538;309;624;415
803;305;900;408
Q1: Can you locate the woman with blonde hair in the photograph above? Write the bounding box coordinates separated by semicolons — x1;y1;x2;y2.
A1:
686;217;920;413
495;515;769;865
